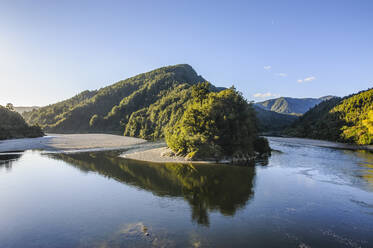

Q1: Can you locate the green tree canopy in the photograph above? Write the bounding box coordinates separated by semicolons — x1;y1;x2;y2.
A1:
165;85;270;161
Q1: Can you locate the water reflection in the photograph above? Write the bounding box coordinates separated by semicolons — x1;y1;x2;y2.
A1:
49;151;260;226
352;150;373;189
0;153;23;170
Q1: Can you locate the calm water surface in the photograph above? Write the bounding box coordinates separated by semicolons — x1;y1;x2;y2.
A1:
0;137;372;248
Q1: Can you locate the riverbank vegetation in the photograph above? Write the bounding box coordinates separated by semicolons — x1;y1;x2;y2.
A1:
286;88;373;145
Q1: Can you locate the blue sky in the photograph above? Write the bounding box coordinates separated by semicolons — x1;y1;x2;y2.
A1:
1;0;372;106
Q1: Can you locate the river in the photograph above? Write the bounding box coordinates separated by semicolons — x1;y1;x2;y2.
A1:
0;137;372;247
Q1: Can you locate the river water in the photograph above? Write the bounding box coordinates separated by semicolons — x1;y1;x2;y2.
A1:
0;137;372;247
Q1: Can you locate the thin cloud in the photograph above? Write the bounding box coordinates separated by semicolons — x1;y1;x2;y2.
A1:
253;92;279;99
276;73;287;77
263;65;271;71
298;76;316;83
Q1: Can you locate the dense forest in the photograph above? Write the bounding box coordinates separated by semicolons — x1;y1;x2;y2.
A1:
165;83;270;160
286;88;373;145
255;96;335;115
0;104;44;140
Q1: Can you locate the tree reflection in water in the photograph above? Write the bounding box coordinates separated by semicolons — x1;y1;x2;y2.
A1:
49;151;267;226
350;150;373;189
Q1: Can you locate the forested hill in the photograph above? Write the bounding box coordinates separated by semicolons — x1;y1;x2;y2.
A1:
23;64;215;138
255;96;335;115
286;88;373;145
0;105;44;140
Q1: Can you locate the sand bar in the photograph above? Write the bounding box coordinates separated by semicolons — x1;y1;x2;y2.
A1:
122;147;231;164
122;147;191;163
0;133;146;153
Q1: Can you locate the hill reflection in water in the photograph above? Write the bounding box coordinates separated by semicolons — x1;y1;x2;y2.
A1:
49;151;264;226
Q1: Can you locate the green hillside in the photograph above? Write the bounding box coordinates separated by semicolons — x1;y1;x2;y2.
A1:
0;105;44;140
22;64;290;150
23;64;207;138
255;96;335;115
286;88;373;145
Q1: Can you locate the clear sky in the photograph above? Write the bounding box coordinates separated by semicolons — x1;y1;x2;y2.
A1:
1;0;372;106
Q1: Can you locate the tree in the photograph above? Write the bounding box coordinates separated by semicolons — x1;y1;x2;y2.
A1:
6;103;14;111
89;114;99;127
362;110;373;134
191;82;210;106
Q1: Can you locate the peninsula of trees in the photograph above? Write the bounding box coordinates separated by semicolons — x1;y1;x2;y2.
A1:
165;83;270;161
22;64;270;161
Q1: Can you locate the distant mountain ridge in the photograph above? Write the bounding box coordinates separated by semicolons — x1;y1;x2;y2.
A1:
255;96;336;115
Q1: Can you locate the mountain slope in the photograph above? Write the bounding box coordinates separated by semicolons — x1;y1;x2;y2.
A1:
255;96;335;115
0;105;44;140
23;64;210;138
286;88;373;145
22;64;298;140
